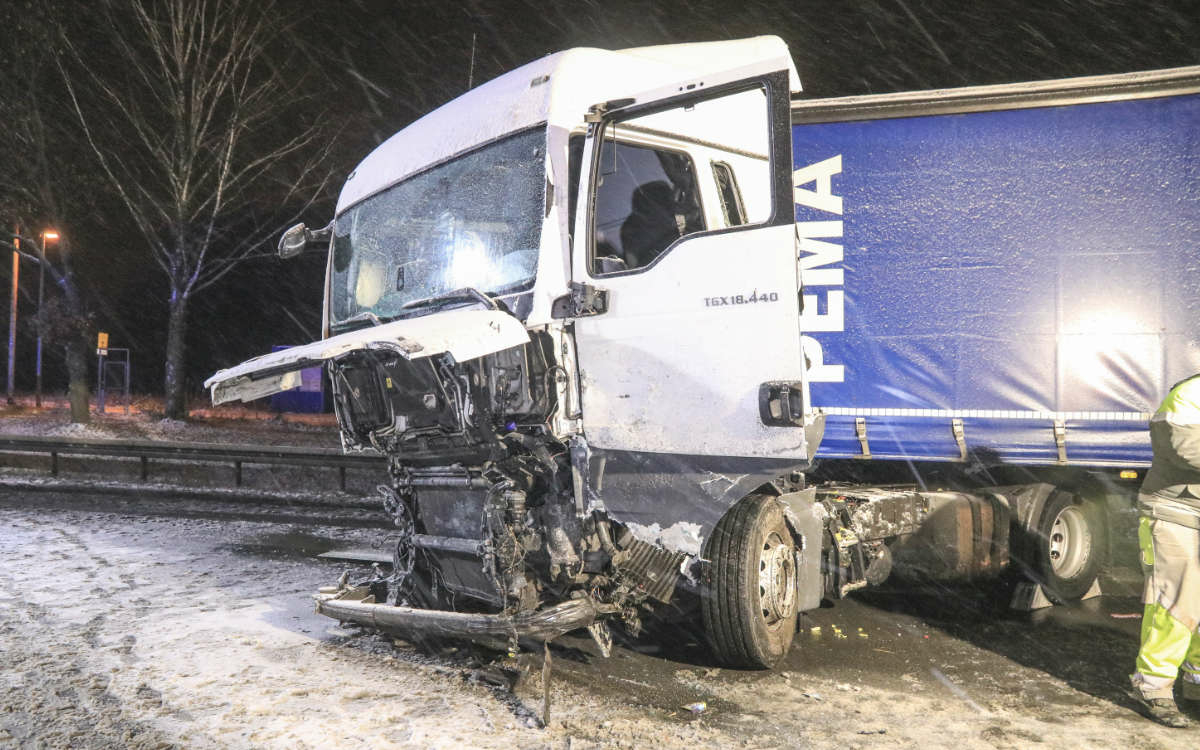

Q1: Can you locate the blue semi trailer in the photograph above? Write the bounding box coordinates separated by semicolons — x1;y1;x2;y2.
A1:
793;65;1199;610
208;39;1199;667
792;67;1199;466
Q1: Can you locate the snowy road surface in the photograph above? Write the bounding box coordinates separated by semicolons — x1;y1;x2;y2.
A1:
0;488;1193;749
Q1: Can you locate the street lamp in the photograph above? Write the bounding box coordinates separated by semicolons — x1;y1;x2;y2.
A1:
35;230;59;408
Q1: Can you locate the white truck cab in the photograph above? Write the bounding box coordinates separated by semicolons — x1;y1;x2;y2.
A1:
206;37;824;668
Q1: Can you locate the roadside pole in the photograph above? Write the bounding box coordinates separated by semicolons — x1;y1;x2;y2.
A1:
7;223;18;405
34;252;42;407
35;231;58;408
96;332;108;413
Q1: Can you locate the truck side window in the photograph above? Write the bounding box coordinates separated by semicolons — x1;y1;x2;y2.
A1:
589;85;770;276
711;161;747;226
591;138;704;274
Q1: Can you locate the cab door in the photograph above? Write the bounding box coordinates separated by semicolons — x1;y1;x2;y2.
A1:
570;69;810;459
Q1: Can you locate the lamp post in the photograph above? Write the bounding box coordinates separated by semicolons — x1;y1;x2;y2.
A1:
35;230;59;408
6;223;18;406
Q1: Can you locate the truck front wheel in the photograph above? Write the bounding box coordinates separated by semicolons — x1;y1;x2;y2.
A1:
702;494;798;668
1031;491;1107;602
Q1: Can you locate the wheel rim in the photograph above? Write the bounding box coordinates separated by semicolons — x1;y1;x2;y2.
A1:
1048;504;1091;579
759;531;796;625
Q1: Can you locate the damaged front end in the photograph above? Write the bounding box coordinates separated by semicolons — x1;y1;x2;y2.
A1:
206;309;695;656
314;584;610;653
329;347;694;654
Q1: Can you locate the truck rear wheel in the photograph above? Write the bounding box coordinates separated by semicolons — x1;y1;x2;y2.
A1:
1031;491;1107;602
702;494;798;668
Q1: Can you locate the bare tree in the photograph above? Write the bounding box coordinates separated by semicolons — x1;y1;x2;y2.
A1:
58;0;334;419
0;1;95;423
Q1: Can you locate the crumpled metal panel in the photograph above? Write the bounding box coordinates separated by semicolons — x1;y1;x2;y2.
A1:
314;588;601;646
204;308;529;405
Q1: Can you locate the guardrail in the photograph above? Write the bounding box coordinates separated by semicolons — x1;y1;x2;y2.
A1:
0;435;385;490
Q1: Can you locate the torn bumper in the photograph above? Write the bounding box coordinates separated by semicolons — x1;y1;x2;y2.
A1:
315;587;606;645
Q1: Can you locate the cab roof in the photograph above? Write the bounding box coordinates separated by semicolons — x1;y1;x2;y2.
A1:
336;36;801;213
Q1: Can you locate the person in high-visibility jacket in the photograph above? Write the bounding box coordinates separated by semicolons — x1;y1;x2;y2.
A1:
1131;374;1200;728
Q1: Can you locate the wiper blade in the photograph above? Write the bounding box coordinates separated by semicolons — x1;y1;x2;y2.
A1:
331;310;398;334
399;287;498;313
341;311;384;327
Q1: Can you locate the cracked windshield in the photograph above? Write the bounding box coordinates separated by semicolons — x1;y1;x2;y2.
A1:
331;129;545;325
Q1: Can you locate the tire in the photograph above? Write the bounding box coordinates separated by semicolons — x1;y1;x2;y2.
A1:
702;494;798;668
1030;490;1107;602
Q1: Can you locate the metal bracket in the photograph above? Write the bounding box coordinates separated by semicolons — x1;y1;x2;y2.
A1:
551;282;608;319
854;417;871;458
568;435;597;516
1053;420;1067;464
951;418;967;461
583;97;635;124
586;620;613;658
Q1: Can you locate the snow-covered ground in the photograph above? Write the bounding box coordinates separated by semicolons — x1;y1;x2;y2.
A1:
1;489;1195;749
0;492;736;749
0;398;339;448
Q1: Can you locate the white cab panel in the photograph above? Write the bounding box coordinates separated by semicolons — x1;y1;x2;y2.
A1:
573;224;805;458
205;308;529;405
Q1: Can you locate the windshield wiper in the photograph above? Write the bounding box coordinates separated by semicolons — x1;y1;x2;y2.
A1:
399;287;498;313
331;310;395;335
334;288;500;333
341;311;384;327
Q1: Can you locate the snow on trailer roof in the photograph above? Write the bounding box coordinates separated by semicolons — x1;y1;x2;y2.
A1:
336;36;802;213
790;64;1200;123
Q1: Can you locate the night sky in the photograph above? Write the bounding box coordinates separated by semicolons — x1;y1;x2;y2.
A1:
3;0;1197;400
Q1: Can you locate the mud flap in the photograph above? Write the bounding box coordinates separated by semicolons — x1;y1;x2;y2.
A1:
988;482;1054;568
776;488;824;612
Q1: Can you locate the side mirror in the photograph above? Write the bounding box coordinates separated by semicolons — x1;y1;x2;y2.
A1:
278;223;308;259
278;221;333;259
